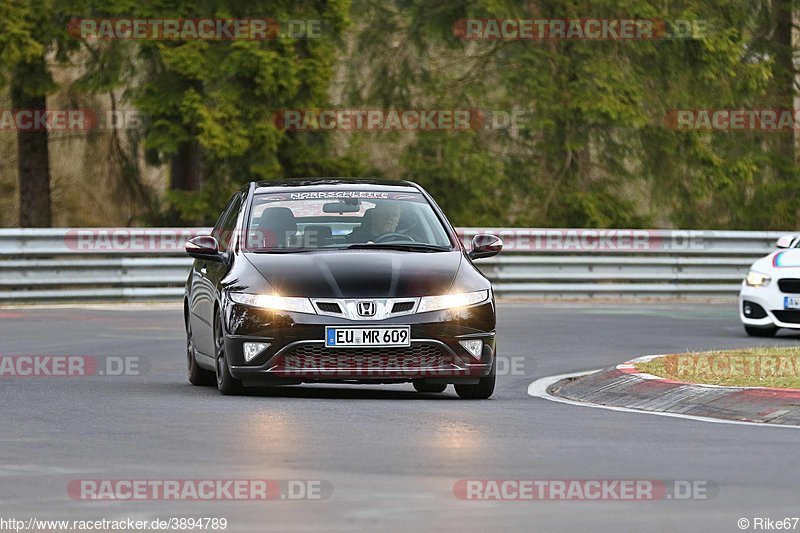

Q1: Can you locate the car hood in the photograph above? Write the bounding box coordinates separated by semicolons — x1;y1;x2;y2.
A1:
243;250;463;298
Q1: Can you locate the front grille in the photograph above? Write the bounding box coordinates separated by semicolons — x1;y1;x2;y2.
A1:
778;279;800;294
283;343;448;370
391;301;415;313
316;302;342;314
772;311;800;324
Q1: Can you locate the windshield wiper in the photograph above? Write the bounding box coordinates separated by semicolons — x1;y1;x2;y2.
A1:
248;248;316;254
346;243;451;252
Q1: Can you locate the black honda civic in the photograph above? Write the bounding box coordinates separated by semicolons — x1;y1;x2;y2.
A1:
184;179;502;398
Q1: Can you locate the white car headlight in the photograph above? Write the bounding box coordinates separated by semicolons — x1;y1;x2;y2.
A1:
417;290;490;313
229;293;316;314
745;270;771;288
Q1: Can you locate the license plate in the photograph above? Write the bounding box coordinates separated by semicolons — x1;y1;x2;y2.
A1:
785;296;800;309
325;326;410;348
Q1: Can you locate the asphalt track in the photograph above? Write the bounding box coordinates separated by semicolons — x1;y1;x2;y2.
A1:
1;302;799;532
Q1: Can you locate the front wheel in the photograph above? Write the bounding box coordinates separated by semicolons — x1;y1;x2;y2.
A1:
214;313;244;395
187;319;215;386
744;325;779;337
455;362;495;399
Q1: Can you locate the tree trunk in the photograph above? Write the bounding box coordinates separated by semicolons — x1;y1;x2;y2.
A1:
11;57;52;228
170;140;202;191
773;0;796;165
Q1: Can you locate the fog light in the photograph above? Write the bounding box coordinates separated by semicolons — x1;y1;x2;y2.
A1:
742;301;768;319
243;342;269;363
459;340;483;360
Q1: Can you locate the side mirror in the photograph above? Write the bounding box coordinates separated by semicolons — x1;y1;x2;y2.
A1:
468;234;503;260
776;235;795;249
186;236;225;262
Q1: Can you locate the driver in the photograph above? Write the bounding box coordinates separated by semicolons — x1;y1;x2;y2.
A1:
370;204;401;237
347;204;402;242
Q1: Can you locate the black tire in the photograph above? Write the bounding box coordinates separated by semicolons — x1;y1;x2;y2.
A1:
455;361;496;399
186;318;215;386
412;380;447;393
744;325;779;337
214;312;244;395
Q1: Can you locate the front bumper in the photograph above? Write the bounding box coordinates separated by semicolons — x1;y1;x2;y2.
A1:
740;281;800;329
221;299;496;383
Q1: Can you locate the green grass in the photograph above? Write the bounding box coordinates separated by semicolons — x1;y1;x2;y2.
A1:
635;347;800;389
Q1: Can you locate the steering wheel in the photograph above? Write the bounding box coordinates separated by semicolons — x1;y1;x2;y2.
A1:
374;232;417;243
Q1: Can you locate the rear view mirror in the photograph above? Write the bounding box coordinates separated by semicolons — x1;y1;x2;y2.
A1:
776;235;795;249
323;201;360;213
468;234;503;260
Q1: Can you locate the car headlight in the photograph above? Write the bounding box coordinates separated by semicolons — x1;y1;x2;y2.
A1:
229;292;316;314
417;290;490;313
745;270;771;288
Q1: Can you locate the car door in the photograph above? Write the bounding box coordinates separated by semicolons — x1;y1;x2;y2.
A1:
190;193;243;358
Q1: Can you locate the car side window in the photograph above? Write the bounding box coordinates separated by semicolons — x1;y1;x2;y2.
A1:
212;193;244;251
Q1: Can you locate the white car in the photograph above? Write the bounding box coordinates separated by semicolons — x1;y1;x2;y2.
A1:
740;234;800;336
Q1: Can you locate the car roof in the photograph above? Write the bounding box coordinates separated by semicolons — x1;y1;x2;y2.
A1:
252;178;420;194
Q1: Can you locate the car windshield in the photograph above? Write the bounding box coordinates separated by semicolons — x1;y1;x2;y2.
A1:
244;190;454;252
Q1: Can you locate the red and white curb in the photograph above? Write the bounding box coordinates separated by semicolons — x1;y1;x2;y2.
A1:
528;356;800;429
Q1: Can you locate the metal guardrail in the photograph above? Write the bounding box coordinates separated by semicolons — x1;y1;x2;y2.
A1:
0;227;788;302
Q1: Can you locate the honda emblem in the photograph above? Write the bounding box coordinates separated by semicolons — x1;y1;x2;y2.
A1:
356;301;376;317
